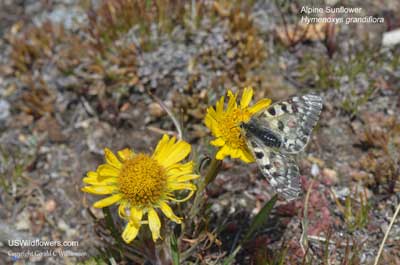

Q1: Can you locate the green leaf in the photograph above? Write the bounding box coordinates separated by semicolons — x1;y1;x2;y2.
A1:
170;233;180;265
222;246;242;265
243;195;278;242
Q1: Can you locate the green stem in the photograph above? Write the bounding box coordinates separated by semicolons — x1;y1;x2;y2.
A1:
203;156;222;189
103;207;123;251
189;154;222;218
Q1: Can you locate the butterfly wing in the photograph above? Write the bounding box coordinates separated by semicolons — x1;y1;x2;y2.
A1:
241;94;323;200
244;134;301;201
254;94;323;154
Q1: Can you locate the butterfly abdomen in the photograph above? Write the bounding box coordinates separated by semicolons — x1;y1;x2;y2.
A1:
241;120;282;148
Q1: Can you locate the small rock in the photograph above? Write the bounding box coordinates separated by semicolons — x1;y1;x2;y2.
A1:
382;28;400;47
331;187;350;199
211;203;223;215
44;199;57;213
34;116;66;142
15;210;31;231
9;113;34;128
311;163;320;177
350;170;370;182
57;219;78;238
0;99;10;120
148;102;165;117
322;168;339;184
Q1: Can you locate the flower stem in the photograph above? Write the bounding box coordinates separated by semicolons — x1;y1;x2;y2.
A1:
203;156;222;188
189;154;222;219
103;207;123;250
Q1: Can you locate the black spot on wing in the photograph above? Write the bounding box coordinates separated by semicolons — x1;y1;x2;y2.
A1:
278;120;284;131
268;107;276;116
255;152;264;159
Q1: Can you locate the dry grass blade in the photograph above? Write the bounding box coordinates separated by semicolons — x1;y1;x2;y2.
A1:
301;180;315;260
147;91;183;140
373;202;400;265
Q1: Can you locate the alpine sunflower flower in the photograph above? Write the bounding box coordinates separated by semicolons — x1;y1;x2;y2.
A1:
82;135;198;243
204;87;272;163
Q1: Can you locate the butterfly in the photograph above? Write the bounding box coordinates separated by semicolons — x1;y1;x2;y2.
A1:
240;94;323;201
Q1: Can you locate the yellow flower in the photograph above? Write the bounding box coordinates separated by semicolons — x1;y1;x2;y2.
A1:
204;87;272;163
82;135;198;243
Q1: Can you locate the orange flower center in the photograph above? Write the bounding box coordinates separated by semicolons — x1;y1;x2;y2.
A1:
219;108;251;149
118;154;167;205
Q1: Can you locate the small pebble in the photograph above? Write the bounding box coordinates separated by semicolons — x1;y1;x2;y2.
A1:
0;99;10;120
311;163;320;177
322;168;339;184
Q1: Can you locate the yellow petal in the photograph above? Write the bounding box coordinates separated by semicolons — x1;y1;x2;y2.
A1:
83;171;99;184
82;177;98;185
118;148;135;161
249;98;272;114
81;185;118;195
87;171;98;179
97;164;120;179
167;188;196;202
240;87;253;108
238;148;255;163
168;182;197;191
166;161;194;176
204;107;220;133
122;219;141;243
130;207;143;224
170;174;199;183
167;161;193;171
216;95;225;114
148;208;161;242
230;148;240;159
210;138;225;147
152;134;170;157
205;118;222;137
226;90;238;111
204;111;214;129
154;139;191;168
83;176;118;186
215;145;231;160
118;201;128;219
104;148;122;169
159;201;182;224
206;106;219;121
93;193;123;208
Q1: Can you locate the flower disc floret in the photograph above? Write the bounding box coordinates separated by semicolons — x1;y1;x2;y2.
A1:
118;154;166;205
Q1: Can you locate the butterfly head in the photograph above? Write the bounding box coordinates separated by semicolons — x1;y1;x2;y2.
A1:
239;119;257;135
